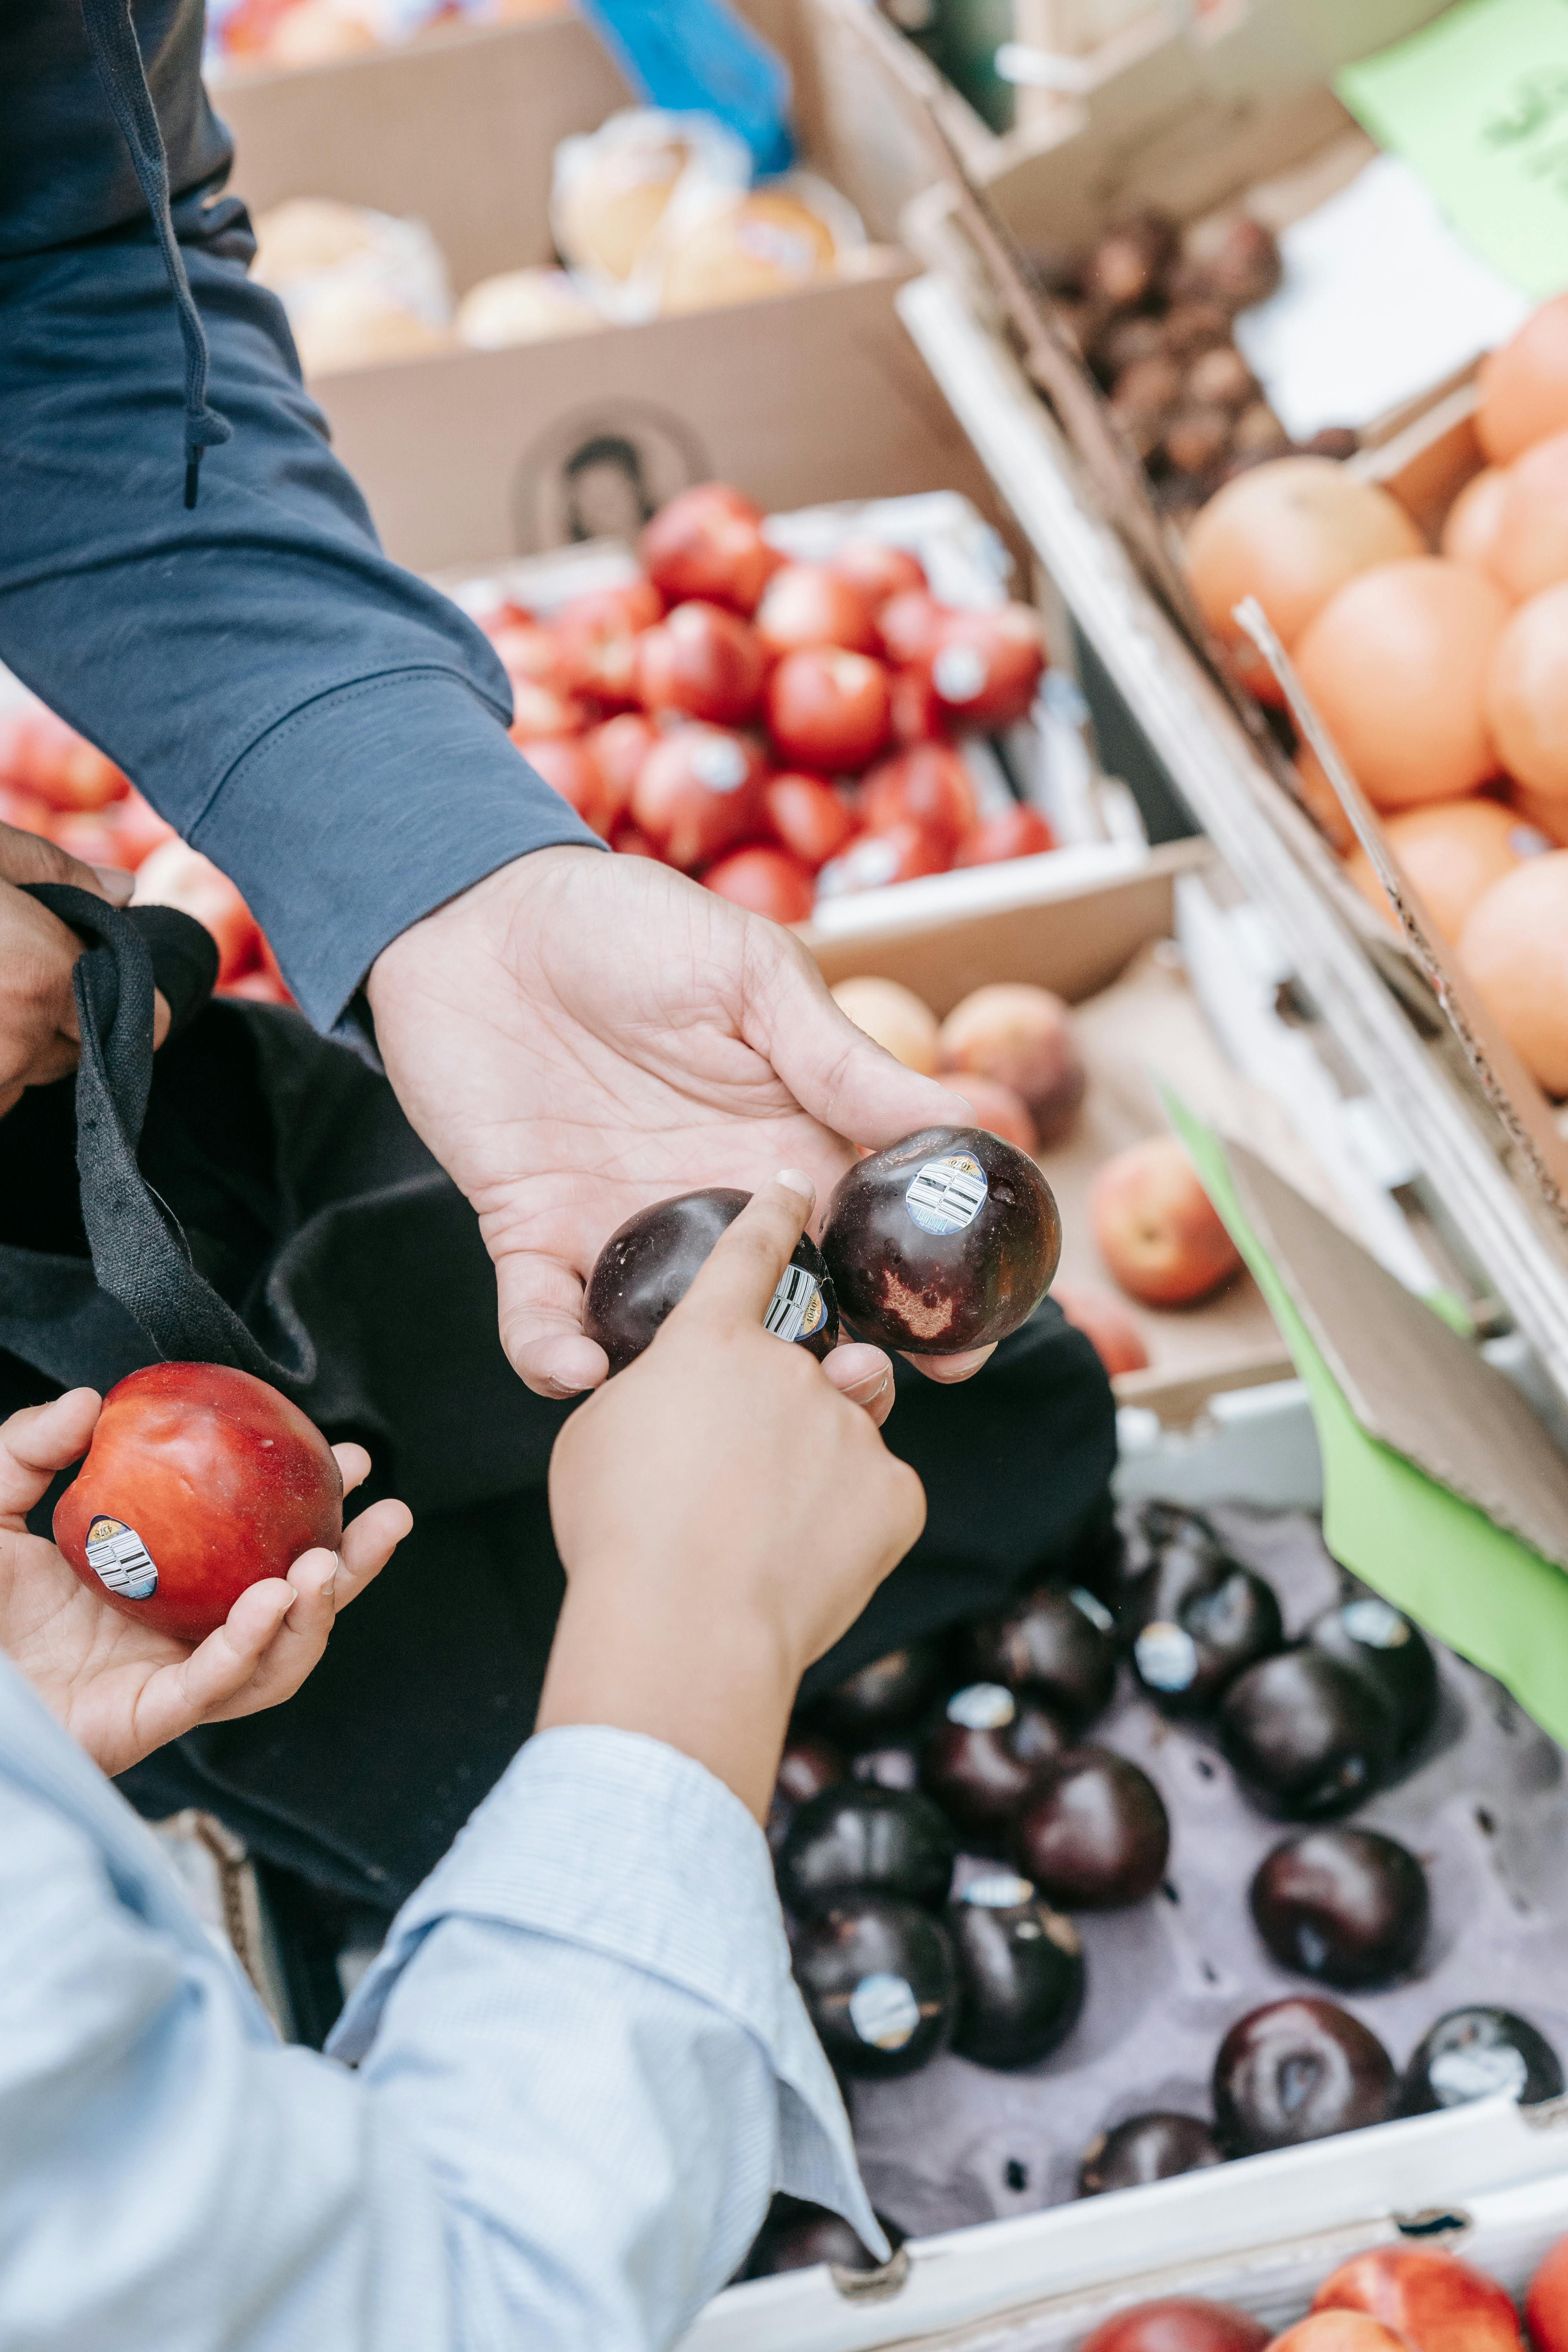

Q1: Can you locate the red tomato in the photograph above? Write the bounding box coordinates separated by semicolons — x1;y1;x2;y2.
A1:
585;712;659;807
1528;2232;1568;2352
888;664;947;746
610;819;665;860
878;588;949;668
832;539;928;612
550;580;663;706
702;844;816;924
474;597;535;637
764;771;856;869
755;563;878;657
954;805;1057;865
0;704;129;811
519;736;621;838
639;484;779;615
0;781;54;837
111;789;180;869
766;648;891;773
631;725;767;870
816;821;947;896
52;1362;342;1643
489;620;570;692
48;810;131;870
636;601;766;726
132;840;260;984
860;742;977;856
508;681;590;742
220;969;293;1005
928;604;1045;730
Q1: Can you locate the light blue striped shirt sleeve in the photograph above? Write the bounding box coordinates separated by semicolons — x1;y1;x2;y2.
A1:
0;1701;882;2350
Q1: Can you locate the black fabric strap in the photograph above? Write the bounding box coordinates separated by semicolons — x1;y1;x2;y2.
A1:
22;882;313;1389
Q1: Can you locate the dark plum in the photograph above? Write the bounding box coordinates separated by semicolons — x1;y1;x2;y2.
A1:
1399;2006;1564;2115
1250;1828;1428;1989
792;1895;957;2079
923;1684;1070;1836
777;1782;956;1917
820;1125;1060;1356
1012;1748;1170;1909
853;1745;922;1793
1306;1595;1439;1753
1212;1997;1395;2153
947;1873;1085;2068
1219;1650;1397;1819
1120;1518;1230;1635
967;1586;1118;1728
812;1640;944;1742
584;1187;838;1374
741;2194;901;2278
767;1733;848;1854
1132;1560;1283;1715
1078;2112;1224;2196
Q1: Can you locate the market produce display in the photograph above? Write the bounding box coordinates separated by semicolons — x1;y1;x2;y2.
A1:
752;1492;1566;2278
52;1364;343;1643
1185;288;1568;1104
0;696;292;1005
475;481;1050;912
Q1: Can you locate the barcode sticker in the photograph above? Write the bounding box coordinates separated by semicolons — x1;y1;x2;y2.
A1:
905;1153;987;1236
849;1971;920;2051
764;1263;826;1343
85;1515;158;1601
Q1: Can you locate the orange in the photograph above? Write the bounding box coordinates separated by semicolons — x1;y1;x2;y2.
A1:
1459;851;1568;1093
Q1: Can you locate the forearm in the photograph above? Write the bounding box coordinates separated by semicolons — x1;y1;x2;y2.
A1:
0;204;599;1033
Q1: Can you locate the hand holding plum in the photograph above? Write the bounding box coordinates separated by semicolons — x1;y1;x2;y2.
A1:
539;1173;927;1819
0;1388;409;1777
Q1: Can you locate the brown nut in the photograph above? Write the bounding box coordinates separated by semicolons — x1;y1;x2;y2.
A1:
1162;405;1234;478
1110;354;1184;454
1301;425;1361;460
1085;211;1179;309
1093;312;1172;381
1186;344;1257;412
1169;211;1282;312
1163;300;1233;358
1231;399;1291;455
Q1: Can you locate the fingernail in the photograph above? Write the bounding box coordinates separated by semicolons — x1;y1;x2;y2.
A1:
845;1368;890;1403
316;1556;339;1599
776;1168;815;1205
91;864;135;906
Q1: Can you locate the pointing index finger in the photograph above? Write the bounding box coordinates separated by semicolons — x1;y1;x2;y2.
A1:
678;1171;816;1331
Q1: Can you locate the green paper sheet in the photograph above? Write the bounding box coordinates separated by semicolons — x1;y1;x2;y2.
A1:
1166;1096;1568;1749
1337;0;1568;300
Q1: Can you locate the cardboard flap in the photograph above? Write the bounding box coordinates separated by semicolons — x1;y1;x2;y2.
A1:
1223;1137;1568;1573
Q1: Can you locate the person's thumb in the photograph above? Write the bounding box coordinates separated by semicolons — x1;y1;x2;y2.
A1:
748;934;973;1151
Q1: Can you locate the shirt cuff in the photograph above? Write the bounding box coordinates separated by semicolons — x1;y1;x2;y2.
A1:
328;1724;886;2256
191;668;603;1031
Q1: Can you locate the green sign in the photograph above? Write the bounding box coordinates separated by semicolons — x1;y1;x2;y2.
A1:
1338;0;1568;298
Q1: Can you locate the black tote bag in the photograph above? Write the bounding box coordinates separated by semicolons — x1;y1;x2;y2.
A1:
0;887;1116;1905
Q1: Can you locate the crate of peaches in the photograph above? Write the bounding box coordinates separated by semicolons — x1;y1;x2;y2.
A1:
1186;289;1568;1106
0;684;291;1006
470;479;1067;922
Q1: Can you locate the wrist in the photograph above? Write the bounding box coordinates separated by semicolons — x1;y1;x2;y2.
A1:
535;1576;799;1822
364;844;603;1013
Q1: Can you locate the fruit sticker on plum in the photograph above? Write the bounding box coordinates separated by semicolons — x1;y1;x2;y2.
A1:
905;1153;988;1237
946;1683;1016;1731
764;1264;827;1344
848;1971;921;2051
1429;2040;1530;2104
84;1515;158;1601
1135;1621;1201;1693
962;1872;1036;1909
1341;1597;1413;1650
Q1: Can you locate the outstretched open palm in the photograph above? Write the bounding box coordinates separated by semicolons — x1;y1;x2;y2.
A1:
0;1390;410;1777
368;847;985;1397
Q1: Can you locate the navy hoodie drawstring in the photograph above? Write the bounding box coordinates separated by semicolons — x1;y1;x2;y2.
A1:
81;0;232;506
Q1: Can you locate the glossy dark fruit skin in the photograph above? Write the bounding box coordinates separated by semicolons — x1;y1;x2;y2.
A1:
791;1895;957;2079
1075;2297;1270;2352
1078;2112;1224;2197
947;1878;1085;2068
1306;1596;1439;1754
821;1125;1061;1356
1120;1520;1230;1635
1012;1748;1170;1909
1132;1563;1283;1716
811;1640;944;1741
777;1783;957;1918
853;1744;922;1793
1212;1997;1396;2154
1220;1650;1397;1819
967;1586;1118;1728
741;2194;900;2278
767;1734;848;1854
923;1686;1070;1835
1250;1828;1428;1990
584;1187;838;1374
1399;2007;1565;2115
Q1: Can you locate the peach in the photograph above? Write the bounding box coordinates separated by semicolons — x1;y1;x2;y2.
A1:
1269;2319;1413;2352
947;1072;1037;1154
1090;1135;1242;1308
1312;2248;1523;2352
829;976;939;1075
938;982;1086;1145
1458;851;1568;1094
1051;1279;1150;1376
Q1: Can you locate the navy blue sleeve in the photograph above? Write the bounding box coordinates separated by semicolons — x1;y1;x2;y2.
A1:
0;197;601;1034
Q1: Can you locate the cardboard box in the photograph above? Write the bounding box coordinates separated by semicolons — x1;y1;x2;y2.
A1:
216;10;1011;572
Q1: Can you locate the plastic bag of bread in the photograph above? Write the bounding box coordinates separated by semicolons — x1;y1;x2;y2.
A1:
657;172;864;314
551;108;751;321
251;198;454;375
455;266;603;349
